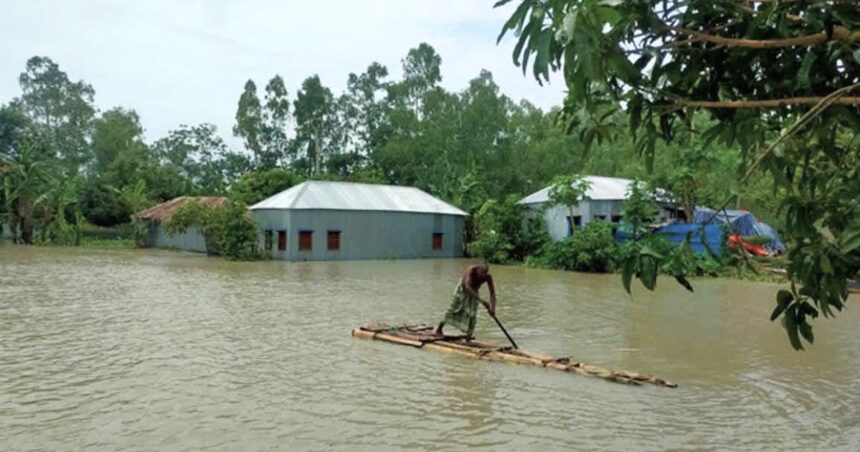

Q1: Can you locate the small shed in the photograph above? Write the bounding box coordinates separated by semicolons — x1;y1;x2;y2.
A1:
519;175;676;241
250;181;468;261
135;196;227;253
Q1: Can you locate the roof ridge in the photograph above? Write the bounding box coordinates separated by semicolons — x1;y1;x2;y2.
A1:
288;181;311;209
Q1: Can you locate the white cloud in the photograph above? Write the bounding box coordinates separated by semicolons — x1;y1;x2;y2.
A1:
0;0;566;148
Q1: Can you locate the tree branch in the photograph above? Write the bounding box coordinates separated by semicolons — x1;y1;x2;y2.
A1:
679;25;860;48
682;97;860;109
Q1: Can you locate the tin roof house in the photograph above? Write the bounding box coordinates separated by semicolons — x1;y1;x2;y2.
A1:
519;176;677;241
250;180;468;261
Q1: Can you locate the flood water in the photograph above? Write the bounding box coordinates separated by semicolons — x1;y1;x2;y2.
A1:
1;244;859;451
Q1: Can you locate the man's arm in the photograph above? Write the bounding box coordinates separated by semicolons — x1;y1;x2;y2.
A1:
486;275;496;315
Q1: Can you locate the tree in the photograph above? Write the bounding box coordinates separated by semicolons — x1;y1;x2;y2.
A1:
260;75;291;168
0;133;54;244
293;75;340;175
341;62;390;156
17;56;95;173
621;179;658;235
229;168;304;205
547;174;591;231
153;124;248;194
81;181;131;227
233;80;264;166
498;0;860;348
469;195;546;264
91;107;150;189
401;43;443;112
0;105;30;236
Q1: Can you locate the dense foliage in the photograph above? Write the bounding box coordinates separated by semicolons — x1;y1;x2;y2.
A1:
164;200;260;260
535;220;617;272
498;0;860;348
468;195;546;264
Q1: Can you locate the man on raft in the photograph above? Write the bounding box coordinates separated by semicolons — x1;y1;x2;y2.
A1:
435;264;496;338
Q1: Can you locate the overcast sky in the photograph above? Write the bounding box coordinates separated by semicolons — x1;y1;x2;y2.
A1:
0;0;566;148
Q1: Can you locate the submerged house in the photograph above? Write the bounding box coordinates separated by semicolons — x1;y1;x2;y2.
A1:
135;196;228;253
250;180;468;261
519;175;676;241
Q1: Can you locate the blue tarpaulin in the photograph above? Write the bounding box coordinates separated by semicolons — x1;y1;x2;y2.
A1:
693;208;785;252
615;223;724;256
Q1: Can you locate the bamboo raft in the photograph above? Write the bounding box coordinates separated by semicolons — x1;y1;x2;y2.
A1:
352;324;677;388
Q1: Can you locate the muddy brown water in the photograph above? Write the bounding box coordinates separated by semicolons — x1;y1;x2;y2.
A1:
1;244;859;451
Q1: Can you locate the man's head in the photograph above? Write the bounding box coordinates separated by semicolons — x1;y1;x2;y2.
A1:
476;263;490;276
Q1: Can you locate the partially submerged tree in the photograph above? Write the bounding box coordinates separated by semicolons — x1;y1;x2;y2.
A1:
497;0;860;348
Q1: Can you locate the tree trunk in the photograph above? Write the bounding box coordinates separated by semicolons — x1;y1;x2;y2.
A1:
18;194;33;244
3;176;16;243
314;132;322;176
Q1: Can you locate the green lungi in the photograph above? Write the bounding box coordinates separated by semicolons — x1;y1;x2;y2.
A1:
442;281;479;333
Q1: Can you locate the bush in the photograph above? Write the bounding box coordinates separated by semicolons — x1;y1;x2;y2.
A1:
467;195;547;264
164;200;261;260
81;183;132;227
536;220;618;272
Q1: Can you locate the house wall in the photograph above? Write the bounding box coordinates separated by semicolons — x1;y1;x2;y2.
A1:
146;222;209;253
253;209;292;260
528;201;674;242
252;209;465;261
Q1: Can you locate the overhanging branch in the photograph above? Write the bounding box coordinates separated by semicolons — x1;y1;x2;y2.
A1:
679;26;860;48
682;97;860;109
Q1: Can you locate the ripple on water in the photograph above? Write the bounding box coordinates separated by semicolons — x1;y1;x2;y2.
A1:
1;246;860;451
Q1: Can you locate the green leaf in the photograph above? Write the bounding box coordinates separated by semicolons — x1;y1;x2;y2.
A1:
820;252;834;275
771;290;793;321
799;322;814;344
797;53;816;89
639;257;658;291
496;0;531;43
675;275;694;293
596;5;621;26
782;309;804;351
621;258;634;294
639;244;664;259
838;228;860;253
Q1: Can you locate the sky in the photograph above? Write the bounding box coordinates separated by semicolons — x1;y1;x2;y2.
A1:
0;0;566;148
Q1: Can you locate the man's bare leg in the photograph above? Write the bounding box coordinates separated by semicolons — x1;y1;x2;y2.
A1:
435;322;445;336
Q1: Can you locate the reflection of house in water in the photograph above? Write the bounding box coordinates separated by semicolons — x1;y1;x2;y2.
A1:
519;176;677;241
135;196;227;253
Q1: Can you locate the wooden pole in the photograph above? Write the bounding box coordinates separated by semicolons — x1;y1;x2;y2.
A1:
489;313;519;349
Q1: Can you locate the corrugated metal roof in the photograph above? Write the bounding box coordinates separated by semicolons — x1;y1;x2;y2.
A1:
250;181;468;216
519;176;635;204
135;196;228;222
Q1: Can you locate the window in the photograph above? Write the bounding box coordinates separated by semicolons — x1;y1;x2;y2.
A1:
264;230;273;250
299;231;313;251
277;230;287;251
432;233;443;250
594;215;607;222
327;231;341;250
566;216;582;236
611;215;623;224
